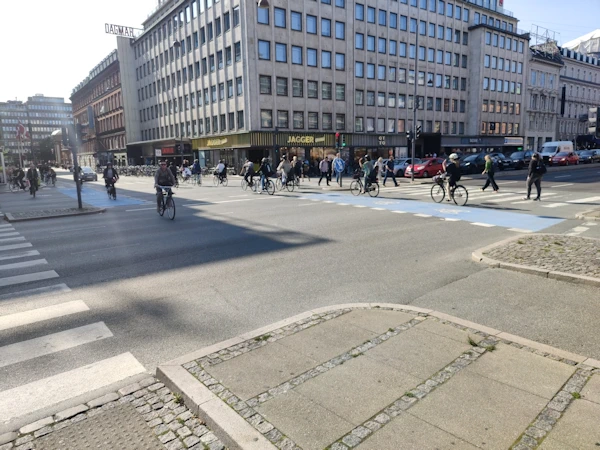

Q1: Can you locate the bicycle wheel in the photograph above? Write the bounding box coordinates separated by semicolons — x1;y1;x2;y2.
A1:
213;175;219;186
112;187;117;200
452;185;468;206
158;197;165;216
430;184;445;203
350;180;361;196
241;179;248;191
285;181;295;192
196;176;202;186
265;180;275;195
166;196;176;220
222;177;228;187
275;178;283;191
8;181;17;192
368;182;379;197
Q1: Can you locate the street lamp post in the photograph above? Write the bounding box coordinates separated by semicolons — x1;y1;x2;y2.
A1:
273;126;279;163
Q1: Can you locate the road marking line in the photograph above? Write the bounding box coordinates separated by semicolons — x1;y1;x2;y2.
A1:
471;222;495;227
0;270;59;288
540;202;568;208
323;201;335;203
337;203;349;206
444;218;461;221
0;283;71;301
0;259;48;271
0;243;33;252
51;226;106;234
583;222;598;226
354;205;367;208
571;226;589;232
568;196;600;204
0;322;111;368
508;228;533;233
414;213;432;217
391;211;407;214
0;300;88;331
125;207;157;212
0;224;14;229
0;250;40;262
0;352;146;423
297;203;319;206
489;193;558;204
553;175;572;179
496;181;518;185
0;232;20;238
371;207;386;210
549;183;574;188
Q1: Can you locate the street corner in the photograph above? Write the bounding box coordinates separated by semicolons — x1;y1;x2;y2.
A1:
472;233;600;287
4;207;106;222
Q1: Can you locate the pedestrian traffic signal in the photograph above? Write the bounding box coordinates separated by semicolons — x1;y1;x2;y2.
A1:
341;134;346;147
406;130;412;141
335;132;341;148
415;125;422;140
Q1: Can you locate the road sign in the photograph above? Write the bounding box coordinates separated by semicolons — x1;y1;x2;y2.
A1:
155;149;162;157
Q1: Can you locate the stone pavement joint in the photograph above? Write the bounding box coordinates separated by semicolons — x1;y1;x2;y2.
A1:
2;376;228;450
4;207;105;222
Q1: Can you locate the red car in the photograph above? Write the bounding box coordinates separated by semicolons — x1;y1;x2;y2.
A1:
404;158;445;178
550;152;579;166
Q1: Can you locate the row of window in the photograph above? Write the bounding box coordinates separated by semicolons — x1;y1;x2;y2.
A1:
261;110;345;130
356;62;468;88
485;31;524;53
528;94;555;112
355;1;470;24
257;41;346;70
258;8;347;39
483;78;523;95
259;76;346;101
484;55;522;74
356;92;466;112
141;111;245;141
530;70;556;90
355;35;469;61
481;122;520;135
482;100;521;115
139;78;244;123
473;11;515;33
356;117;465;135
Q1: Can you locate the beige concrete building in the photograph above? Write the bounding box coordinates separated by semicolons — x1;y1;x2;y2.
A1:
556;46;600;144
123;0;530;169
524;43;562;151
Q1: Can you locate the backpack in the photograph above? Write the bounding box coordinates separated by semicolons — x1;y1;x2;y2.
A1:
538;162;547;175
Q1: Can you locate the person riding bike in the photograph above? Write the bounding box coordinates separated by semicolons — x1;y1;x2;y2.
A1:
13;166;26;190
215;160;226;182
154;161;176;212
25;163;39;196
103;162;119;192
242;159;255;187
168;161;179;187
277;155;292;186
257;157;272;191
47;167;57;185
443;153;461;198
361;155;374;194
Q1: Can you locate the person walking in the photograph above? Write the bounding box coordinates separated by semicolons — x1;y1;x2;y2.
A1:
375;157;384;180
333;153;345;187
481;154;499;192
326;156;333;184
383;158;398;187
523;153;545;201
318;158;330;186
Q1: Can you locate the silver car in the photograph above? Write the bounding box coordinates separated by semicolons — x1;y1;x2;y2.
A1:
390;158;422;177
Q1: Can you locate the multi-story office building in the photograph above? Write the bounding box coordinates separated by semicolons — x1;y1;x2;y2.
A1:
524;42;562;151
557;42;600;144
0;95;72;165
123;0;529;169
71;50;129;167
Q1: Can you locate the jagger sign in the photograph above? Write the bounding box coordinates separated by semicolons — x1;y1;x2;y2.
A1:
105;24;137;38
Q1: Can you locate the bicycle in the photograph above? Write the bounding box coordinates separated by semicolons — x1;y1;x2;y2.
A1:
253;177;275;195
213;173;228;187
193;173;202;186
8;177;26;192
275;174;296;192
43;173;56;187
105;179;117;200
349;173;379;197
241;176;255;191
156;185;176;220
430;172;468;206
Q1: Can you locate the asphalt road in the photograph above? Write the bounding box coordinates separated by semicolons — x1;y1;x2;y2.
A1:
0;165;599;430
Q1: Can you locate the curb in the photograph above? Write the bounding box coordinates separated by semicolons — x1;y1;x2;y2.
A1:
575;209;600;222
156;303;600;450
472;233;600;288
4;208;106;223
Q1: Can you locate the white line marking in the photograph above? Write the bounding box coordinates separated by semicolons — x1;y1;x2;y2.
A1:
0;271;59;288
583;222;598;226
0;352;146;423
496;181;518;185
0;259;47;271
354;205;367;208
571;226;589;232
297;203;319;206
125;207;157;212
0;232;19;238
228;194;249;198
371;208;386;211
0;283;71;301
553;175;572;179
51;226;106;234
391;211;407;214
444;218;461;221
0;250;39;262
337;203;349;206
0;224;14;229
471;222;495;227
323;201;335;203
414;213;432;217
549;183;574;188
508;228;533;233
0;322;112;368
0;300;88;331
568;196;600;204
70;243;138;255
182;203;205;206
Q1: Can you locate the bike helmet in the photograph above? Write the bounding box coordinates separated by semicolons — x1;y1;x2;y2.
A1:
261;157;267;163
449;153;459;160
364;155;371;161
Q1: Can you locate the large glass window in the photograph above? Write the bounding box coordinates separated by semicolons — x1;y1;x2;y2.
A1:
257;7;269;24
293;112;304;129
308;81;318;98
291;11;302;31
322;18;331;36
400;15;407;30
355;3;364;20
355;62;364;77
390;13;397;28
275;43;287;62
355;33;364;49
322;50;332;68
307;15;317;33
335;53;345;70
378;38;386;53
292;46;302;64
307;48;317;66
367;7;375;23
378;10;386;26
260;110;272;128
274;8;286;27
336;84;345;100
367;35;375;51
292;79;303;97
335;21;345;39
322;82;332;99
258;40;270;60
276;77;288;96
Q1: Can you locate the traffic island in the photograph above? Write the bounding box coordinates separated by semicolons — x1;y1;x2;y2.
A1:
157;304;600;450
4;207;105;222
576;208;600;222
472;234;600;287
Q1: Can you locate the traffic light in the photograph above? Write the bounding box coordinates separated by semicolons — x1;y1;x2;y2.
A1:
589;107;598;137
406;130;413;141
415;125;422;140
341;134;346;147
335;132;341;148
61;127;68;147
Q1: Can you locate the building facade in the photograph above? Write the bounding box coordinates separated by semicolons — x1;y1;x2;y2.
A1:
556;46;600;144
121;0;529;169
524;43;562;151
71;51;128;167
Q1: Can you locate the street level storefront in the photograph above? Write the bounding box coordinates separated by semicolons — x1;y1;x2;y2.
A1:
127;138;192;166
192;132;409;172
441;136;525;155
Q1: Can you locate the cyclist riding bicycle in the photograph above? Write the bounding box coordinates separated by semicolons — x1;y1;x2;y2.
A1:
242;159;255;187
182;166;192;181
215;160;226;182
361;155;374;194
13;166;26;190
257;157;272;191
47;167;56;185
26;163;39;195
154;161;176;212
103;162;119;191
277;155;292;186
443;153;461;198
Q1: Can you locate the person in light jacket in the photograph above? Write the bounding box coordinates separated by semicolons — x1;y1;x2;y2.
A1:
318;158;330;186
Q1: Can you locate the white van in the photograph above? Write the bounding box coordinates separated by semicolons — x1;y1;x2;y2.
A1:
540;141;573;162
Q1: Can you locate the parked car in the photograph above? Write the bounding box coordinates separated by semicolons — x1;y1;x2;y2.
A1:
540;141;574;163
459;153;493;174
390;158;422;177
79;166;98;182
489;152;514;170
550;152;579;166
576;150;600;164
404;158;445;178
509;150;534;169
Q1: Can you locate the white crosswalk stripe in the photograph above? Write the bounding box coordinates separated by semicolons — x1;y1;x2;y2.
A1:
0;300;89;331
0;243;32;251
0;270;59;287
0;236;25;243
0;250;40;261
0;259;47;271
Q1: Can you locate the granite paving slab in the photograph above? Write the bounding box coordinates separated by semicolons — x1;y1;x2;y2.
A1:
580;373;600;404
538;399;600;449
330;309;417;334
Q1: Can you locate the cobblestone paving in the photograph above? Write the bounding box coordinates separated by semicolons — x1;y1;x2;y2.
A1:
6;207;103;220
0;377;227;450
484;234;600;278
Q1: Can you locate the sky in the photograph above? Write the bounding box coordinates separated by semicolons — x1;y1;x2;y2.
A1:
0;0;598;104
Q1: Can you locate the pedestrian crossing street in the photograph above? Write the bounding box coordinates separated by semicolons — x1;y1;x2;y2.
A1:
0;224;146;426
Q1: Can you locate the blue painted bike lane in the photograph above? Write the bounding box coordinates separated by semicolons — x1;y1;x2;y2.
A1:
59;187;147;208
303;193;564;232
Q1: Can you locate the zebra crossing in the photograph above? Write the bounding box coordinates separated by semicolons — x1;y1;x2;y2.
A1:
0;224;146;426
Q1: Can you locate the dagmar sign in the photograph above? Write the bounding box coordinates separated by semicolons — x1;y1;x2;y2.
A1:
105;23;137;38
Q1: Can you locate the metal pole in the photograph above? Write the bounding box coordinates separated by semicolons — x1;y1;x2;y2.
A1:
411;14;419;183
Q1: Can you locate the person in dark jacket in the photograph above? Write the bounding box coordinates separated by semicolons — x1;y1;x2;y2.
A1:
257;158;271;191
523;153;544;201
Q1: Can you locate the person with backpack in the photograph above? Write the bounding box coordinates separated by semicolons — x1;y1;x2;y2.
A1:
333;153;345;187
523;153;546;201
